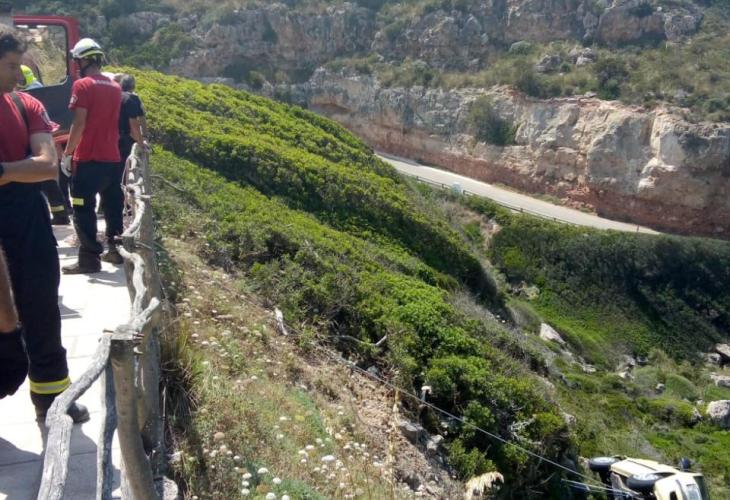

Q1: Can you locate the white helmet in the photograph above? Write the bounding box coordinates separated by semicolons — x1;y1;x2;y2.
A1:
70;38;105;60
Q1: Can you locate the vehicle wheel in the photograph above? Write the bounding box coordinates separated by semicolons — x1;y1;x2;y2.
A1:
626;473;662;494
588;456;620;474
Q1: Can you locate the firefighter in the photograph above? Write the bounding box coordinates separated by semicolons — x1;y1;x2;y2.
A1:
17;65;43;90
61;38;123;273
15;66;74;225
0;25;88;422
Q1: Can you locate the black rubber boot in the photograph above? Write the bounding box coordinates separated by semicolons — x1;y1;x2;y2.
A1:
101;245;123;265
32;392;90;424
51;214;71;226
62;261;101;275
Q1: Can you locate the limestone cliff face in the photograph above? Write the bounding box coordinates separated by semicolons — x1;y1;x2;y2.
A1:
163;1;703;75
288;69;730;237
169;4;376;79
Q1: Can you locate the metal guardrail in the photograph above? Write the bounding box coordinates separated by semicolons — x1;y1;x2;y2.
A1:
403;170;648;233
39;144;169;500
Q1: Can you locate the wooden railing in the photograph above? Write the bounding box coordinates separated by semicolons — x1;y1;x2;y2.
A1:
38;144;173;499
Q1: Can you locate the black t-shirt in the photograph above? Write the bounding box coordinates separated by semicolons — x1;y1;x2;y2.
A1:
118;91;145;146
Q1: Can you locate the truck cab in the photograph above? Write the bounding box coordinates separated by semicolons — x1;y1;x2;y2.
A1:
1;3;80;146
588;456;710;500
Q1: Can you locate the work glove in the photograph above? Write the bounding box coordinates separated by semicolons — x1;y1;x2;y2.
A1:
0;326;28;399
60;155;73;177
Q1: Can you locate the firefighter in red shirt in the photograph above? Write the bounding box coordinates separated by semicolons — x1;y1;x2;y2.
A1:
0;26;88;422
61;38;124;274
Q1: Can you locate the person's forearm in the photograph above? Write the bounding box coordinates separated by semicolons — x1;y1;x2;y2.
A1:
0;249;18;333
0;155;57;183
139;116;149;138
63;122;85;156
130;118;144;144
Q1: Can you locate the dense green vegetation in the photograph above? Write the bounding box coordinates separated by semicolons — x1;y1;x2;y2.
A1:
454;195;730;366
418;188;730;494
136;70;577;495
131;70;499;302
152;148;572;495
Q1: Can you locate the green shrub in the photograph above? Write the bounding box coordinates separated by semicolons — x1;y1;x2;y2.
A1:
593;56;629;99
665;374;699;401
467;96;518;146
641;398;698;427
629;3;654;18
247;70;267;90
507;299;542;333
448;440;495;479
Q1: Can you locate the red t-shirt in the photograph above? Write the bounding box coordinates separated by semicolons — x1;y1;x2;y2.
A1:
0;92;56;163
69;74;122;163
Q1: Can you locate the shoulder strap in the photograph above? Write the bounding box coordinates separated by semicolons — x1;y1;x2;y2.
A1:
9;92;29;132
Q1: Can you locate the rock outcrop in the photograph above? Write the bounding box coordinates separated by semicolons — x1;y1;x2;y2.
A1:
287;69;730;237
539;323;566;345
707;400;730;429
163;0;703;76
169;4;377;79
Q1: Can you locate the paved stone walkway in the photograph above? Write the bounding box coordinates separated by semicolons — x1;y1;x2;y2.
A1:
0;223;129;500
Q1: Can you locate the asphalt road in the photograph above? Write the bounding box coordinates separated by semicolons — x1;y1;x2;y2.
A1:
379;153;659;234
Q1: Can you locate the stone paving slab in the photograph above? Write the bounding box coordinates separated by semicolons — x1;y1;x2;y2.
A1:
0;221;129;500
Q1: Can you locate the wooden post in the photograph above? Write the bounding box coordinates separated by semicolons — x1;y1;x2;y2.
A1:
96;361;118;500
111;328;159;500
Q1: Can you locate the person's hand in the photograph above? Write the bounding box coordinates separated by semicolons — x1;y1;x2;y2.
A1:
60;155;73;177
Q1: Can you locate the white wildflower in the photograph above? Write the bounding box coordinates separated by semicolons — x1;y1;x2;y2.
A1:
265;494;276;500
240;488;250;496
234;455;241;462
305;445;315;451
273;477;282;485
241;481;249;487
258;467;269;475
242;472;252;480
276;433;284;440
321;455;336;463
